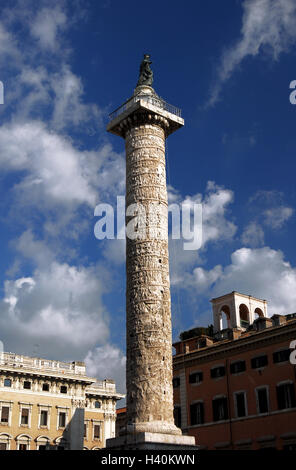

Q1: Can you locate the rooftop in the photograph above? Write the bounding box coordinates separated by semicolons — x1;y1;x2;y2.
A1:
86;379;124;399
174;312;296;357
0;351;87;375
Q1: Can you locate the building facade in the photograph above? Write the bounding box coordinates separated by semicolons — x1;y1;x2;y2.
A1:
173;292;296;450
0;352;123;450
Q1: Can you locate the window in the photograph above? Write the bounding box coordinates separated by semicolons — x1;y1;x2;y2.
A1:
40;410;48;426
173;406;181;428
60;386;67;394
256;387;269;414
251;355;268;369
0;443;7;450
172;377;180;388
84;423;87;438
42;383;49;392
1;407;9;423
38;445;46;450
213;397;228;421
4;379;11;387
277;383;296;410
94;424;100;440
58;412;66;428
190;402;204;425
21;408;29;425
189;372;203;384
235;392;247;417
94;401;101;409
19;444;27;451
230;361;246;374
23;381;31;390
211;366;225;379
273;350;290;364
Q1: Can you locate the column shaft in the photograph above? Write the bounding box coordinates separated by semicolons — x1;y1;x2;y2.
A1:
125;122;178;434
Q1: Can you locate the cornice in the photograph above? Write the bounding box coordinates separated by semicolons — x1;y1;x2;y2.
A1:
173;321;296;370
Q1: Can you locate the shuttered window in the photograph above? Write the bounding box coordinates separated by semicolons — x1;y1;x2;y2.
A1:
21;408;29;425
1;407;9;423
189;372;203;384
277;383;296;410
230;361;246;374
190;402;204;425
213;397;228;421
94;424;100;439
273;350;290;364
251;355;268;369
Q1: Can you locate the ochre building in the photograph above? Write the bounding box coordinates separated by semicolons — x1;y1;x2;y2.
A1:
0;352;123;450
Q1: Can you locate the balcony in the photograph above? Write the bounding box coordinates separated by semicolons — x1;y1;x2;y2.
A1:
109;93;182;122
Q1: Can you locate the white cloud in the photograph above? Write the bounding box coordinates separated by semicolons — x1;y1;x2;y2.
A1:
190;264;223;292
50;66;102;131
201;181;237;245
167;181;237;285
30;6;67;52
84;345;126;395
13;230;55;268
0;22;21;64
0;120;96;206
241;221;265;247
102;239;126;265
263;206;294;229
207;0;296;107
187;247;296;316
0;120;124;211
170;181;236;247
241;190;294;246
1;261;110;359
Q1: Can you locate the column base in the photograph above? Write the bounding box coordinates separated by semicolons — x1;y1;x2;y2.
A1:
106;432;197;450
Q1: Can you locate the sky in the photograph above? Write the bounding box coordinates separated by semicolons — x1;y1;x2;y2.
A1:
0;0;296;399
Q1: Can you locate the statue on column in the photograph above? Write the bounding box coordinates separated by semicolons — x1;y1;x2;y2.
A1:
136;54;153;87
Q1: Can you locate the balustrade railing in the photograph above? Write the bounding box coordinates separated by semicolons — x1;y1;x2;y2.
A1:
0;352;86;375
109;93;182;121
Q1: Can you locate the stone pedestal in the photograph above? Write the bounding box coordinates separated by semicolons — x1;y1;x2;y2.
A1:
106;432;196;450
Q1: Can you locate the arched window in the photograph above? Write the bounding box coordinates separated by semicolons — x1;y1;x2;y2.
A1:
239;304;250;329
254;307;264;318
16;434;32;450
0;433;12;450
54;436;68;450
219;305;231;330
36;435;50;450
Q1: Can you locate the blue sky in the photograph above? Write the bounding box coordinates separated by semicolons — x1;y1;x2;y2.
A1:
0;0;296;396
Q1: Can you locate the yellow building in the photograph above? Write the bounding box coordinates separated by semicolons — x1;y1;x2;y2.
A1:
0;352;124;450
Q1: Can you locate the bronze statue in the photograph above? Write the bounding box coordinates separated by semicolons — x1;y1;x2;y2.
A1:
136;54;153;87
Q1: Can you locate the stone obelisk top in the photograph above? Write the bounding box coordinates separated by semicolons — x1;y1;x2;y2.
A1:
106;55;196;449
